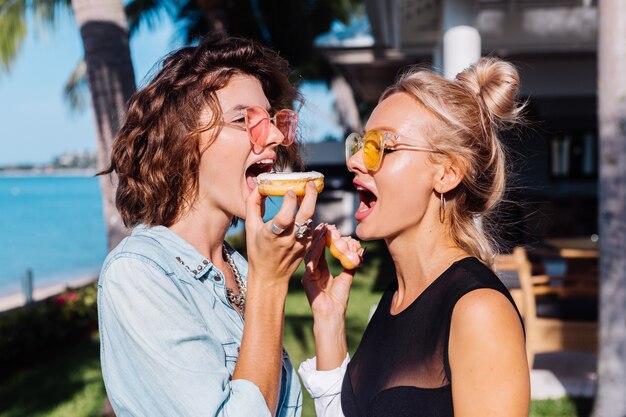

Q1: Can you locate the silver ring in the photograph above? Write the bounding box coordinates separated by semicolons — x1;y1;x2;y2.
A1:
294;219;313;239
271;222;287;236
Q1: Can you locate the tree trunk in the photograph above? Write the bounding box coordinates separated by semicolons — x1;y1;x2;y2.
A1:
593;0;626;416
71;0;136;250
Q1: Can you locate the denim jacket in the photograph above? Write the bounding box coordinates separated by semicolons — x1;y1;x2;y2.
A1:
98;224;302;417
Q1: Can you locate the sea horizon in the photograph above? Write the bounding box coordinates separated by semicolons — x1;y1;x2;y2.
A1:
0;174;280;300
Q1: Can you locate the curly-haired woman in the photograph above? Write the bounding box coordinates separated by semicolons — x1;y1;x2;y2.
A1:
98;35;316;417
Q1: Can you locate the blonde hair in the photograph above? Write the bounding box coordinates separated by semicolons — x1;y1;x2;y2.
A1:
381;57;524;267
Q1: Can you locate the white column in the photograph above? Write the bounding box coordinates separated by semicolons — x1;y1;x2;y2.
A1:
442;0;481;80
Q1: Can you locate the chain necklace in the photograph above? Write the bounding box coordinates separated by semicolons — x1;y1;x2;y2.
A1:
222;246;246;315
175;246;246;315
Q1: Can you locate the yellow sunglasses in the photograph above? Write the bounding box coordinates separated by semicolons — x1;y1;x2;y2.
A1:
345;129;437;172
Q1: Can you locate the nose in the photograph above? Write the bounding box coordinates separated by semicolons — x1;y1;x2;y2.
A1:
251;121;284;154
264;122;285;148
346;148;367;174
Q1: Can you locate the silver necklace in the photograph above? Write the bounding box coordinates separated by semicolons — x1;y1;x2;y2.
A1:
222;246;246;314
175;246;246;314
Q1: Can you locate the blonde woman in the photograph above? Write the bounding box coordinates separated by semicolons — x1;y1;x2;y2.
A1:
299;58;530;417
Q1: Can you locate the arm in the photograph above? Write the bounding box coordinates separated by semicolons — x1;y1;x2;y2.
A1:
99;258;272;417
297;225;363;417
235;182;318;413
449;289;530;417
303;225;359;369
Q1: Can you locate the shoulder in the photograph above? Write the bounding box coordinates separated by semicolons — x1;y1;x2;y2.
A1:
101;233;171;279
449;288;526;367
450;256;523;337
446;257;520;315
452;288;520;330
454;257;502;286
447;289;530;415
99;236;180;300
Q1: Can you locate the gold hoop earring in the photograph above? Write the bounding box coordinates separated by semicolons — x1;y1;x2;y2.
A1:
439;192;446;223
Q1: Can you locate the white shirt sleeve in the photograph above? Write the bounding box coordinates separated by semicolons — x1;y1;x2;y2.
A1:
298;355;349;417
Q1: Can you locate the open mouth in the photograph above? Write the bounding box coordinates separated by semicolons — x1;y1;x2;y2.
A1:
245;159;274;190
355;184;377;221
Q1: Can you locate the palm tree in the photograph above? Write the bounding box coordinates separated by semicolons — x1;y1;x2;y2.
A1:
71;0;136;249
593;0;626;416
1;0;135;249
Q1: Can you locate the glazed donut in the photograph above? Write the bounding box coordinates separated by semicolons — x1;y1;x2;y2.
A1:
257;171;324;196
324;224;363;270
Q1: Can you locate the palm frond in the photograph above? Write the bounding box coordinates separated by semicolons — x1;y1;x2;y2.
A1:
174;0;213;45
63;59;89;113
0;0;72;72
0;0;27;71
125;0;177;35
29;0;72;28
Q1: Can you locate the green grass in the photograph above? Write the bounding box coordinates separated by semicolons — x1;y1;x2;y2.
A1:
0;333;105;417
0;240;595;417
530;397;593;417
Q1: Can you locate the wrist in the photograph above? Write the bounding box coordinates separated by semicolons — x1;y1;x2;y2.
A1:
314;327;348;371
246;274;289;296
313;312;345;331
313;320;346;347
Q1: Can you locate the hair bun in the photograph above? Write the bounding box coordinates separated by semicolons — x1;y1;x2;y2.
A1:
456;57;523;130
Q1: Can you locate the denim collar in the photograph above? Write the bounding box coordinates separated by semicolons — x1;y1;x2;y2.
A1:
131;224;248;283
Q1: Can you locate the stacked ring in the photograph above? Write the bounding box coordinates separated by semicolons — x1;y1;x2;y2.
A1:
294;219;313;239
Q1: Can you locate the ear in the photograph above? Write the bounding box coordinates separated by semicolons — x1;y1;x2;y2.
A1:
433;159;464;194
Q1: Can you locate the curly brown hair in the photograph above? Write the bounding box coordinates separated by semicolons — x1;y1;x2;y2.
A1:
100;34;300;228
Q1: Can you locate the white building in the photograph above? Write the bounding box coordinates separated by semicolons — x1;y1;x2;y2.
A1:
308;0;598;244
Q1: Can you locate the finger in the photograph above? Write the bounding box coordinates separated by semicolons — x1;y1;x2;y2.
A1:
271;190;298;232
245;187;264;230
318;254;331;282
304;224;325;258
305;228;327;271
294;181;318;224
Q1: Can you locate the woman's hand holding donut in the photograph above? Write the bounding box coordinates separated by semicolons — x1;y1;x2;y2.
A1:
302;224;363;370
302;224;363;319
245;180;319;289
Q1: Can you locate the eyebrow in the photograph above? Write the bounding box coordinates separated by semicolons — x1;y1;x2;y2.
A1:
226;104;272;113
362;127;401;135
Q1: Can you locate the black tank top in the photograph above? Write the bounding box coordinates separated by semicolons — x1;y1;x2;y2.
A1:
341;257;523;417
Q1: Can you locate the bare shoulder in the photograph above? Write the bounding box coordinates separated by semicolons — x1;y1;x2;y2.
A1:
448;289;529;417
452;288;521;330
450;288;524;353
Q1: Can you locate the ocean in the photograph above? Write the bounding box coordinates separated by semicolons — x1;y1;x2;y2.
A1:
0;175;107;296
0;175;282;297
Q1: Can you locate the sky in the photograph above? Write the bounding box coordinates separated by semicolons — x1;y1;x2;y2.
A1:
0;10;342;166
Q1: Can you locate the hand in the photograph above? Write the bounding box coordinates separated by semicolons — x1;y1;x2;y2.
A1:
302;224;362;320
244;181;318;289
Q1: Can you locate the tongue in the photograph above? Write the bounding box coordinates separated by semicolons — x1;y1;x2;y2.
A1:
358;199;376;212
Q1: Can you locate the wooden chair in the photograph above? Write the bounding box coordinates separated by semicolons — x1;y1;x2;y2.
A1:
494;247;598;368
